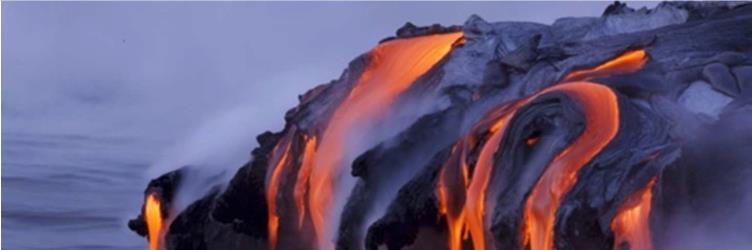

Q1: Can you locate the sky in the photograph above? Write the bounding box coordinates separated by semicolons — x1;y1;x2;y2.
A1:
2;1;657;153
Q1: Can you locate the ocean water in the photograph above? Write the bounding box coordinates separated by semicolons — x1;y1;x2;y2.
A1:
2;132;159;250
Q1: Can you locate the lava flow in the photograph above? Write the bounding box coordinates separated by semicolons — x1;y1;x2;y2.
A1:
294;134;317;228
463;112;514;250
284;32;463;250
438;81;618;250
610;177;657;250
145;193;163;250
265;129;295;250
521;83;620;250
437;143;470;250
437;103;517;250
563;49;648;82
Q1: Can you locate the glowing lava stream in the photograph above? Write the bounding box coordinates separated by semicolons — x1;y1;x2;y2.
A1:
439;81;620;250
610;177;657;250
298;32;463;250
294;135;317;228
437;143;471;250
266;130;295;250
464;113;513;250
563;50;647;82
145;193;163;250
521;83;620;250
437;89;523;250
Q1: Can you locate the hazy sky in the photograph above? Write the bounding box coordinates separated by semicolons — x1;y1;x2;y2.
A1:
2;1;657;146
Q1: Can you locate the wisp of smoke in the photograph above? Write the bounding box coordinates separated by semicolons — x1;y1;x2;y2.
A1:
148;105;275;211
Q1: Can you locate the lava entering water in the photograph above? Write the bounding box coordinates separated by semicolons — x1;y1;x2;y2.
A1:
145;193;163;250
610;177;657;250
521;83;620;250
563;50;648;82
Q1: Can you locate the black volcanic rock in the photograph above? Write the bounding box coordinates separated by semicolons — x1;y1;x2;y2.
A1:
385;22;463;42
128;2;752;250
210;131;282;238
128;168;183;237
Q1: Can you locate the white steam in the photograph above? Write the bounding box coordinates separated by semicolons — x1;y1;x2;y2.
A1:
148;105;274;211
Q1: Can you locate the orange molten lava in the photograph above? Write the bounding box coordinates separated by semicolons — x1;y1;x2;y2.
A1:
522;82;620;250
305;32;463;249
526;136;540;146
439;82;619;250
437;98;526;250
611;177;657;250
294;135;317;228
437;144;470;250
464;114;513;250
266;131;295;250
563;50;648;82
145;193;163;250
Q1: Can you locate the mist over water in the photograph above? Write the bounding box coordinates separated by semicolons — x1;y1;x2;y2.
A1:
1;2;641;249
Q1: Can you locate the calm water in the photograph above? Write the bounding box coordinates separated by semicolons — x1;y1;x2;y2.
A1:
2;132;160;250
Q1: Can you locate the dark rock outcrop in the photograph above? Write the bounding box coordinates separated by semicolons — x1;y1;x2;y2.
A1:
128;2;752;250
128;168;184;237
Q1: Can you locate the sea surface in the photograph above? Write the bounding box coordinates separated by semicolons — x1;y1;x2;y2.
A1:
2;132;163;250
